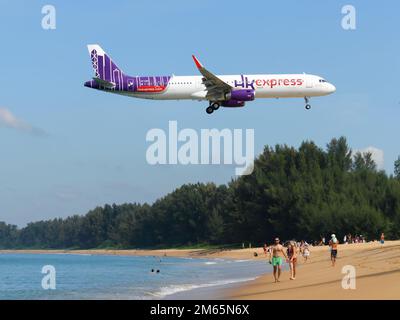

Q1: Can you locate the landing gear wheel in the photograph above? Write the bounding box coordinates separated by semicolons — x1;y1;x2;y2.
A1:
211;102;220;110
206;106;214;114
304;97;311;110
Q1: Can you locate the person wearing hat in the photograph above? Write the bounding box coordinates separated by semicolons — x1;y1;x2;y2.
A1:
329;234;339;266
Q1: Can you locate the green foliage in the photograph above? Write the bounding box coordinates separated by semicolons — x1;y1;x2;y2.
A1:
1;137;399;249
395;156;400;180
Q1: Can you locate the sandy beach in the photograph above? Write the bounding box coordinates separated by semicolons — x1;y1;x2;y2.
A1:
225;240;400;300
0;247;261;260
2;240;400;300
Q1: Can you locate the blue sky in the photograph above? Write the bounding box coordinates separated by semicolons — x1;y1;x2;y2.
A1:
0;0;399;226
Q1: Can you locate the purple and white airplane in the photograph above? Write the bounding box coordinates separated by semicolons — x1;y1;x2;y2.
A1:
84;45;336;114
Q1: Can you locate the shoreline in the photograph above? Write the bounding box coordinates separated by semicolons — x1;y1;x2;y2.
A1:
0;247;266;261
2;241;400;300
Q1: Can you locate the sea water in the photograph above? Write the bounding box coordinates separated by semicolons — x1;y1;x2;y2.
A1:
0;253;270;299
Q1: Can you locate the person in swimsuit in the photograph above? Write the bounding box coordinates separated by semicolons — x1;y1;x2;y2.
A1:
287;241;298;280
380;233;385;245
329;234;338;267
299;240;304;253
269;237;288;283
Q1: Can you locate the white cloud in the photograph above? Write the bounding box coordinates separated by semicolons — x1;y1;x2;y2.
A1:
354;146;384;170
0;107;47;136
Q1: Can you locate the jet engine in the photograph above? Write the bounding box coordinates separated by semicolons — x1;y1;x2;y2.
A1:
226;89;255;102
221;99;245;107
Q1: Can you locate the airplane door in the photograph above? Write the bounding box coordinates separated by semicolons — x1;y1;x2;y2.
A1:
197;78;204;89
306;76;313;88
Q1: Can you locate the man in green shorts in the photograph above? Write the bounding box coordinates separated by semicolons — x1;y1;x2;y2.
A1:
269;237;288;283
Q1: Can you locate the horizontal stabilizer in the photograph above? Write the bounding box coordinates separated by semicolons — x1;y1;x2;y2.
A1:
93;77;116;89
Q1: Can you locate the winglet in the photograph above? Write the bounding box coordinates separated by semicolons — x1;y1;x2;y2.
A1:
192;55;203;69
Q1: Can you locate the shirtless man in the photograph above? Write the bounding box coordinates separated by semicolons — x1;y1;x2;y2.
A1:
269;237;288;283
329;234;338;267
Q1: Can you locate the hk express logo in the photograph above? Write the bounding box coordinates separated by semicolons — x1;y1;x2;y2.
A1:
234;75;304;89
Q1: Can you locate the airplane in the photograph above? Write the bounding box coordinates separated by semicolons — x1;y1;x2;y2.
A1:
84;45;336;114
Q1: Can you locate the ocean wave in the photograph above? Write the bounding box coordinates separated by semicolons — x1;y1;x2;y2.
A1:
151;277;256;298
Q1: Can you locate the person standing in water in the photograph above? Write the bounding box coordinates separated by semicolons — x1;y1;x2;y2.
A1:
287;241;298;280
269;238;288;283
329;234;339;267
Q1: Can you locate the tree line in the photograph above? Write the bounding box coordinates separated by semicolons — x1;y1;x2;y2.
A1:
1;137;400;249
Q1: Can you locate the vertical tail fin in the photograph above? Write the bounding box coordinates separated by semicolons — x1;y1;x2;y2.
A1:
87;44;125;83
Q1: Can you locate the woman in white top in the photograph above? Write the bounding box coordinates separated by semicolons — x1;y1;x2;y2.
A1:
302;245;310;262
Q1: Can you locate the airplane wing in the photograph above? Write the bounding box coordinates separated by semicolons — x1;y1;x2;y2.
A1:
192;55;232;100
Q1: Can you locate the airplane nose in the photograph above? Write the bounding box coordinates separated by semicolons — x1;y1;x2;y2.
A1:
329;83;336;93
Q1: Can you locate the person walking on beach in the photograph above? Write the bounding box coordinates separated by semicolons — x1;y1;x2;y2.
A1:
380;233;385;245
263;243;269;255
302;244;310;262
269;238;288;283
329;234;338;267
299;240;305;253
287;241;298;280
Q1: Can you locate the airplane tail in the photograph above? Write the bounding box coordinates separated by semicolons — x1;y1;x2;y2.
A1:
87;44;125;82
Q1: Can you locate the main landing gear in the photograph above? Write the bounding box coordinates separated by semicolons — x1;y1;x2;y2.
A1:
304;97;311;110
206;102;220;114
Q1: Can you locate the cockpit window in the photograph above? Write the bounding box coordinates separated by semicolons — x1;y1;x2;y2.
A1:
319;79;327;83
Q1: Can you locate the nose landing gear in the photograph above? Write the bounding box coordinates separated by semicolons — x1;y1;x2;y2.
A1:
304;97;311;110
205;102;220;114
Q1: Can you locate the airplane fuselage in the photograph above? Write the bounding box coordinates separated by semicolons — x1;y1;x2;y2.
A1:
85;73;335;100
84;45;336;113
